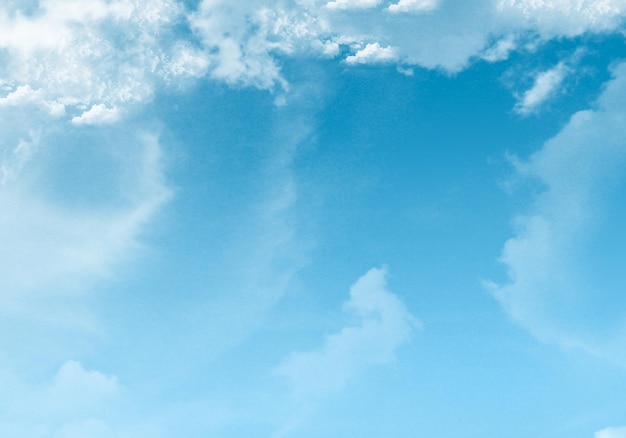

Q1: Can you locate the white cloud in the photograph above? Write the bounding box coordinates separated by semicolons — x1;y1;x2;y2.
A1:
71;104;121;125
596;426;626;438
327;0;383;9
188;0;626;85
480;35;517;62
162;42;210;81
275;267;420;398
345;42;399;64
514;62;568;115
0;85;42;106
188;0;492;76
47;361;121;414
0;0;191;124
497;0;626;36
388;0;439;13
11;0;605;99
189;1;299;90
489;62;626;362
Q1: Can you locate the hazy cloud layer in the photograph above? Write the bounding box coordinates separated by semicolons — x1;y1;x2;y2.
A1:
0;131;170;326
0;361;121;437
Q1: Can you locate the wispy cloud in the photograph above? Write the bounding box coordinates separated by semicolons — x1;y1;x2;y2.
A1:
514;62;568;115
0;130;171;327
596;426;626;438
275;267;419;398
0;361;122;437
480;35;517;62
489;62;626;363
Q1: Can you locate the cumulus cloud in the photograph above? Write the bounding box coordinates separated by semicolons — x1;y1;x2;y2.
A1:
184;0;626;87
0;0;194;124
489;62;626;362
189;1;316;90
71;104;121;125
0;0;581;102
275;267;420;398
514;62;568;115
596;426;626;438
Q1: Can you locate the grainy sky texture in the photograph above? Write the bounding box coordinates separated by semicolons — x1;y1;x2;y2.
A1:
1;1;626;437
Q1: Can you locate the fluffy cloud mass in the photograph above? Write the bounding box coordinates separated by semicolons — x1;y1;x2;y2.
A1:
0;0;190;122
184;0;626;85
489;62;626;362
2;0;623;110
497;0;626;36
0;0;181;325
275;267;419;398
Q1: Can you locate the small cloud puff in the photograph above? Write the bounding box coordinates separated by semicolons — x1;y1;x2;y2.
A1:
514;62;567;115
275;267;420;399
345;42;399;64
72;104;121;125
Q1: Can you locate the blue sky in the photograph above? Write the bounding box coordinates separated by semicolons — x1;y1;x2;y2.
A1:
2;0;626;437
